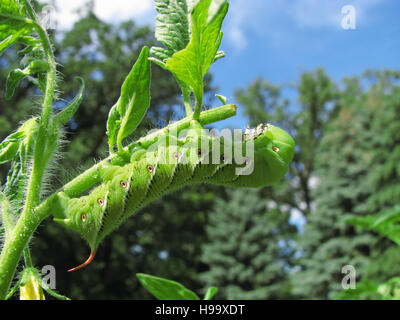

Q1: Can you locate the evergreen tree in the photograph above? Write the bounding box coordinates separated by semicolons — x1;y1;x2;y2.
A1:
291;70;400;299
228;69;337;298
200;188;296;299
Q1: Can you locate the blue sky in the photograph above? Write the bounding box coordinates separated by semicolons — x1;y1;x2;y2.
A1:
210;0;400;128
54;0;400;130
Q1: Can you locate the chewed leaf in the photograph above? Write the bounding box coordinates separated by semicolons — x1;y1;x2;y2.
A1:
137;273;200;300
116;46;151;151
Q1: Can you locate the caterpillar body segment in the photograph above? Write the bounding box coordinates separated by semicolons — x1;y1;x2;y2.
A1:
53;185;109;250
53;123;295;270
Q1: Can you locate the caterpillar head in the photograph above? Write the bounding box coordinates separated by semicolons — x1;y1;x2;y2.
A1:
231;124;295;187
53;185;109;271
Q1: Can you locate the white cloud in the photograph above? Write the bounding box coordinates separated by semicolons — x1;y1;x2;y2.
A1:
223;0;253;51
50;0;155;30
223;0;382;51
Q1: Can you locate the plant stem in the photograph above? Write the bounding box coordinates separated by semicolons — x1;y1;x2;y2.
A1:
22;0;57;208
128;104;237;152
192;90;203;121
182;88;193;117
23;248;33;268
0;1;58;299
0;204;51;299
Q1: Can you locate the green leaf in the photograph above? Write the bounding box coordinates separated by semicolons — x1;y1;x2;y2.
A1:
5;68;28;100
150;0;227;65
0;118;37;165
334;281;379;300
0;30;23;55
335;277;400;300
154;0;190;55
106;99;121;154
3;118;37;207
346;206;400;246
213;50;225;62
149;47;169;67
0;132;23;165
377;277;400;300
164;0;228;109
136;273;200;300
203;287;218;300
53;77;85;126
0;0;26;16
116;46;151;150
0;0;35;55
215;94;227;104
0;131;25;147
6;59;49;99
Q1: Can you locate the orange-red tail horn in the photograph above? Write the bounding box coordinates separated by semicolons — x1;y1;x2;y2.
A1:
67;249;97;272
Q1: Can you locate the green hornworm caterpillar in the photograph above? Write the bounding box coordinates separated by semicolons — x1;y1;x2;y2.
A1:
52;121;295;271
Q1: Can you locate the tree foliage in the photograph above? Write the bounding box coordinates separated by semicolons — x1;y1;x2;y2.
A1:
292;70;400;299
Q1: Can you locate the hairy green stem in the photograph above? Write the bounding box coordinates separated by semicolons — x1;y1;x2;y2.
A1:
23;248;33;268
22;0;57;209
0;204;51;299
193;91;203;121
0;1;58;299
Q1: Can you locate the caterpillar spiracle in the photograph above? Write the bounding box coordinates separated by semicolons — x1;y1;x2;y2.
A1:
52;121;295;271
